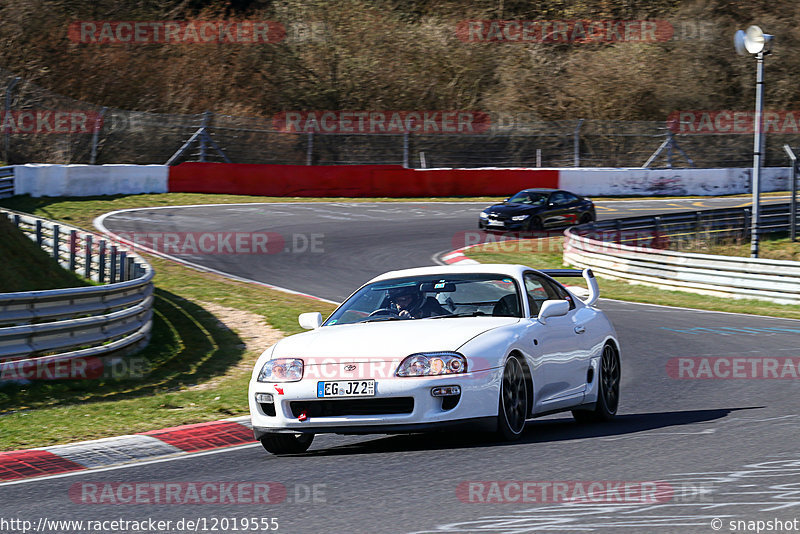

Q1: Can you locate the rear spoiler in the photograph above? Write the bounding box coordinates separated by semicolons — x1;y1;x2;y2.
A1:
540;268;599;307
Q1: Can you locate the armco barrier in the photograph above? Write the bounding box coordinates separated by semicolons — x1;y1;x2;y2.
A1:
168;162;559;197
563;203;800;305
0;209;154;374
0;166;13;199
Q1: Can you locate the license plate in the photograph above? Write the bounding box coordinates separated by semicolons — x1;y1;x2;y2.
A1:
488;220;504;227
317;380;375;398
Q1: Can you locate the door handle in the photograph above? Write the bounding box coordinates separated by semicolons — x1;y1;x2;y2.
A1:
574;325;585;334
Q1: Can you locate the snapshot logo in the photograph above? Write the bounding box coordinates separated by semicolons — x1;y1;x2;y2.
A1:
457;20;674;43
272;111;491;134
0;111;103;134
111;232;324;255
667;357;800;380
68;21;286;44
456;481;675;504
667;110;800;134
0;356;150;381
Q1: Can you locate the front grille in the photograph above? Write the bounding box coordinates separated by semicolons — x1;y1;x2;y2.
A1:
290;397;414;418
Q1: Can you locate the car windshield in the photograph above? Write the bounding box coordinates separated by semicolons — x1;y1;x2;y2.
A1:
507;192;548;205
324;274;522;325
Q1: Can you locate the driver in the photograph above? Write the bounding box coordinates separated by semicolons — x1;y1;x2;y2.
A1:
388;285;449;319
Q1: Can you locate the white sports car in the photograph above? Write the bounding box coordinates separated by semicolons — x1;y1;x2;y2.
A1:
249;264;621;455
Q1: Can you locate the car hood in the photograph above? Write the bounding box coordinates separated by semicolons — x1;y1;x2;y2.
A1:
271;317;519;361
485;203;542;215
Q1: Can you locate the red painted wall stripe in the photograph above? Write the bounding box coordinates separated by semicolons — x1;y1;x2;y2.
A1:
0;450;85;481
142;421;255;452
169;163;559;197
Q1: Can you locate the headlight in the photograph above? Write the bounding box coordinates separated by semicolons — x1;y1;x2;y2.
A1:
511;215;529;221
257;358;303;382
396;352;467;377
479;211;489;218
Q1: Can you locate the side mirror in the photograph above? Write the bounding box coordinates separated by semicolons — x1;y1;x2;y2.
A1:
299;312;322;330
538;300;569;324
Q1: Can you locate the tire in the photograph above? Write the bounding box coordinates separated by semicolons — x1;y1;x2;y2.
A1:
578;212;594;225
496;355;528;440
259;433;315;455
573;343;620;423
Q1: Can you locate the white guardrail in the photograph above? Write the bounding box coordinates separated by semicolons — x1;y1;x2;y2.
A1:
0;166;13;199
563;203;800;305
0;208;154;371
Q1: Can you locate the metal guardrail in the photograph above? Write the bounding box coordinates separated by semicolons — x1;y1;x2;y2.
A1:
0;208;154;371
0;166;13;199
563;202;800;304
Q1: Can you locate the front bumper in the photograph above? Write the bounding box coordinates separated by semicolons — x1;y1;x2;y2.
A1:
249;369;501;435
479;219;528;231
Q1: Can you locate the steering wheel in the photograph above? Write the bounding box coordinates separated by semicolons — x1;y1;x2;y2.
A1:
367;308;401;317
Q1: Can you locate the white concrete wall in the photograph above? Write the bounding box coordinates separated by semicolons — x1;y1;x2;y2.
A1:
14;164;168;198
558;167;792;197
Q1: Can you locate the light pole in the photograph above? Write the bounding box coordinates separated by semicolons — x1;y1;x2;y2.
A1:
735;26;773;258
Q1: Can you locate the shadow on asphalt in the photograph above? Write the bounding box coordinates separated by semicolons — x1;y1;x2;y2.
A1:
294;406;762;457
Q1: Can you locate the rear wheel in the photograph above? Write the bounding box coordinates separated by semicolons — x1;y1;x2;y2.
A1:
260;433;314;455
496;355;528;440
573;343;620;423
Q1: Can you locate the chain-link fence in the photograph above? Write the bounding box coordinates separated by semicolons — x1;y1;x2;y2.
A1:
2;68;799;168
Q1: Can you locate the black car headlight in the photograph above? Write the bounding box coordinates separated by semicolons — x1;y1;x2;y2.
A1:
479;211;489;219
511;215;529;221
396;352;467;377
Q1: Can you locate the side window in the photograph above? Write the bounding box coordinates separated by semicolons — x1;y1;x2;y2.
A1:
547;279;576;310
561;192;580;204
524;272;573;316
549;192;568;206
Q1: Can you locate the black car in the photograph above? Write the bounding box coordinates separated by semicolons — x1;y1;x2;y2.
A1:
478;188;596;231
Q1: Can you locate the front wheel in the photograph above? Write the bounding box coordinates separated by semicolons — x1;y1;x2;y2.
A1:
573;343;620;423
578;212;594;225
260;433;314;455
526;216;543;232
496;355;528;440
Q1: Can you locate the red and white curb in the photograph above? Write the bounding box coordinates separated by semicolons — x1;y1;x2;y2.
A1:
439;246;481;265
0;417;255;482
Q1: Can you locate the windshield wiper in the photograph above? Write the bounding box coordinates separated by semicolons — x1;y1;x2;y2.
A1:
426;312;489;319
358;315;405;323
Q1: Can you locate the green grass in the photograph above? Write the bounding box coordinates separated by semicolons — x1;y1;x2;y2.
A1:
467;236;800;320
676;233;800;262
0;216;89;292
